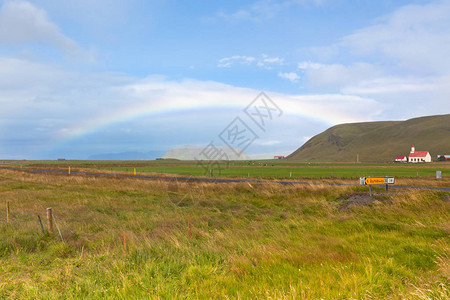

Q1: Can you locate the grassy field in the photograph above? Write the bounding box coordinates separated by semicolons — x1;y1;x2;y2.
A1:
0;168;449;298
7;159;450;181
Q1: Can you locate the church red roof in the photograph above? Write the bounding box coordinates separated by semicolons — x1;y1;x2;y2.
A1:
409;151;429;158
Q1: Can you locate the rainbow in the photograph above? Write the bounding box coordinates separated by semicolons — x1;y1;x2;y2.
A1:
46;94;245;153
45;79;381;155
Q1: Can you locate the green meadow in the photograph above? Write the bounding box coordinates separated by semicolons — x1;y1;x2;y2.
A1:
12;159;450;180
0;168;449;299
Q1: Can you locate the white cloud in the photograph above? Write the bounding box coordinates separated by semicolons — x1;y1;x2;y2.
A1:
213;0;327;22
296;59;449;118
298;61;324;70
218;55;255;67
341;0;450;75
218;54;283;68
278;72;299;82
0;0;94;62
34;0;136;28
256;54;284;69
341;77;436;95
298;61;382;91
293;1;450;121
0;57;62;92
261;56;282;64
281;93;382;124
296;0;450;99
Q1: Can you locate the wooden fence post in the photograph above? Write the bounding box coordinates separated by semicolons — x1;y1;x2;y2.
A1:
47;208;53;235
6;201;10;224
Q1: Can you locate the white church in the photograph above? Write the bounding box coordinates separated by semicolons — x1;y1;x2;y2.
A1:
407;145;431;163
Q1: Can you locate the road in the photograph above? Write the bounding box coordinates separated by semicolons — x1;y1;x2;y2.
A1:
1;166;449;192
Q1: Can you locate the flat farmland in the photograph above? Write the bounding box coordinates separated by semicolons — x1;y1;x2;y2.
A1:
10;160;450;181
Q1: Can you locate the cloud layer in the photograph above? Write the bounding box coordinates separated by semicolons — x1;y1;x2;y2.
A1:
0;0;93;61
0;54;380;159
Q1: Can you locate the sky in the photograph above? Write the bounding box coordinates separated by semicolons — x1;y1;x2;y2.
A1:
0;0;449;159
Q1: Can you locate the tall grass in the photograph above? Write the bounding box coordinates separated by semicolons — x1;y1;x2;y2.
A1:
0;169;448;299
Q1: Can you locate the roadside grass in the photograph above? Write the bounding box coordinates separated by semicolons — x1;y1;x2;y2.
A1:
0;169;448;299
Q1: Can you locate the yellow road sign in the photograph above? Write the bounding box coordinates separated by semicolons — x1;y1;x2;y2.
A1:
365;177;385;185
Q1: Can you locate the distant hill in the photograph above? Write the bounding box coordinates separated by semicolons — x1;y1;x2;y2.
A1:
88;151;165;160
287;114;450;162
164;145;250;160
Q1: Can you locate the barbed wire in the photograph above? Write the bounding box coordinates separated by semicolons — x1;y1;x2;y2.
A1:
52;211;64;242
52;213;75;235
1;205;75;240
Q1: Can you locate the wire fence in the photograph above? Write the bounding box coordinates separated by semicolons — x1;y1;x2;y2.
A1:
1;202;75;242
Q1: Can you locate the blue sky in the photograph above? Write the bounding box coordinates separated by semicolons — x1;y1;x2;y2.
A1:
0;0;449;159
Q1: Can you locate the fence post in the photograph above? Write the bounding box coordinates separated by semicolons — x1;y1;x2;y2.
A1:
47;208;53;235
6;201;10;223
38;215;45;234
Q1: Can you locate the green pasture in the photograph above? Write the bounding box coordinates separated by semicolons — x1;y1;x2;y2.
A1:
100;165;445;179
10;159;449;179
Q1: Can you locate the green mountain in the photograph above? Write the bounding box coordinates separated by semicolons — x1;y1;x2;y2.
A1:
287;114;450;162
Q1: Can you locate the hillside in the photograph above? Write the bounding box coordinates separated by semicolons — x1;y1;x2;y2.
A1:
287;114;450;162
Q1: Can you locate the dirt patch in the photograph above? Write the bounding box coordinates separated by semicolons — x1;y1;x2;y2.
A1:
339;193;392;210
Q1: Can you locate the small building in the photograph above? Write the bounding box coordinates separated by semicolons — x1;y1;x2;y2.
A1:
274;156;285;159
395;155;407;162
408;145;431;163
437;155;450;161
